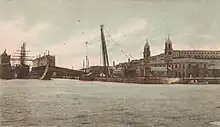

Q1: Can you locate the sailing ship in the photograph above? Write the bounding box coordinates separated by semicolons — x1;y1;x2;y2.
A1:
29;51;55;80
11;42;32;79
0;50;13;79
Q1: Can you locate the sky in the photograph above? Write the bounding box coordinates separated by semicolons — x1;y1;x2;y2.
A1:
0;0;220;69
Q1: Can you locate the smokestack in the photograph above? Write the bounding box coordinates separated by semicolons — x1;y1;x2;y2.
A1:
128;58;130;63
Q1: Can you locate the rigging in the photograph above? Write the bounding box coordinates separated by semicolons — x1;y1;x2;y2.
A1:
104;30;134;60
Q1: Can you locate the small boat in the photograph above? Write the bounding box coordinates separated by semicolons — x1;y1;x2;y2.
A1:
188;79;208;85
161;77;181;84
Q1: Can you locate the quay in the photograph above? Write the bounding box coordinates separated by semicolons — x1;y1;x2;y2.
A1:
80;76;220;84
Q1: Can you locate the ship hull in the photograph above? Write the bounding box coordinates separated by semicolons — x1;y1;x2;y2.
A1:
0;64;13;80
14;65;30;79
29;65;53;80
79;76;94;81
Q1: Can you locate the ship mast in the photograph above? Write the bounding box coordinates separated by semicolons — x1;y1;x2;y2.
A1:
11;42;33;66
20;42;26;65
85;41;89;69
100;24;110;77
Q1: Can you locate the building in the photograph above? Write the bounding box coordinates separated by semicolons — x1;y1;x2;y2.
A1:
32;54;55;67
0;49;11;65
116;36;220;78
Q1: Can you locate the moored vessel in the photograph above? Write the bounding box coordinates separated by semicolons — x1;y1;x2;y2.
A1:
11;42;32;79
29;51;55;80
188;79;208;85
0;50;13;79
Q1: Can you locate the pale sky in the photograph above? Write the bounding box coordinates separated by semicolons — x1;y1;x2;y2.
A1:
0;0;220;69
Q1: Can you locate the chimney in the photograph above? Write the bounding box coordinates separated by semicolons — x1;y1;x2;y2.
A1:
128;58;131;63
113;61;115;67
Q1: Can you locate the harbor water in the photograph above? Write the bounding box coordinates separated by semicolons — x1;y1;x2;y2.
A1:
0;79;220;127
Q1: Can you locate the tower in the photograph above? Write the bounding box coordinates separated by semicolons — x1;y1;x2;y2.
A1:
164;35;173;77
143;39;151;60
143;39;151;78
164;35;173;63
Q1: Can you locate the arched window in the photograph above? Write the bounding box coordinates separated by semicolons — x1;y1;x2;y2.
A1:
169;44;171;49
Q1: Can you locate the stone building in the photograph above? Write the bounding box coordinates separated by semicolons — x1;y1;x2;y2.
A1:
143;36;220;78
116;36;220;78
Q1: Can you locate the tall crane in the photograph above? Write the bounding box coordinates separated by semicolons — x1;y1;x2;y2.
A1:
100;25;110;77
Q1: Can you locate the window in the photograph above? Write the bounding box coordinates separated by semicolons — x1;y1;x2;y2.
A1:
169;44;171;49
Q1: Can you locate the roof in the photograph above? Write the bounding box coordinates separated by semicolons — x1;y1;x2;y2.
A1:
144;39;150;48
165;36;172;44
174;50;220;53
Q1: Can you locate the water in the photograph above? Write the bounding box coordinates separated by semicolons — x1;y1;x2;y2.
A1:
0;79;220;127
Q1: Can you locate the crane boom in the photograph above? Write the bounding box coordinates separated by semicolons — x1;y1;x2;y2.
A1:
100;25;110;77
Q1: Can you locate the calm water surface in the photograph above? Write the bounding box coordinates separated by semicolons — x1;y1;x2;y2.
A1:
0;79;220;127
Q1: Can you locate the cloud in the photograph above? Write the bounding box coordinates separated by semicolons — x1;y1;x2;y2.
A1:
105;18;148;57
106;18;148;42
0;16;51;56
49;18;148;69
197;34;213;39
